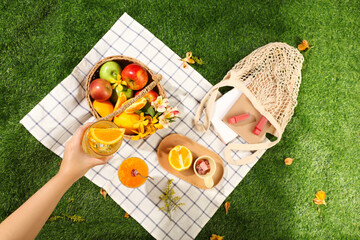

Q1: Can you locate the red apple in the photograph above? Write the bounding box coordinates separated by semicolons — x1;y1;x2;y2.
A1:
121;63;148;90
135;90;159;103
89;78;112;101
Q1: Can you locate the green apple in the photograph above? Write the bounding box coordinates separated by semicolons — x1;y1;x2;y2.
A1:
99;61;121;82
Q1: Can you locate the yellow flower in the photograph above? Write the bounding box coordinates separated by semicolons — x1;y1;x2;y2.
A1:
109;73;127;89
131;115;159;140
133;113;149;133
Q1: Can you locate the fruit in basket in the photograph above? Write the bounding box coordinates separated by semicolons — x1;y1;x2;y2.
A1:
93;100;114;120
99;61;122;82
113;92;127;112
135;90;159;103
113;112;140;135
168;145;193;171
121;63;148;90
124;97;147;114
90;78;112;101
110;85;133;104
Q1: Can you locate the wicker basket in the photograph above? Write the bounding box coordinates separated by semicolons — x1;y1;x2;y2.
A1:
85;55;165;139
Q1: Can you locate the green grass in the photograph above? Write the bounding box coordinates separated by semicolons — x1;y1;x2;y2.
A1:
1;0;359;239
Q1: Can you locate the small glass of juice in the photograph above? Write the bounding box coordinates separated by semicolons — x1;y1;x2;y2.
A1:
118;157;149;188
81;120;125;158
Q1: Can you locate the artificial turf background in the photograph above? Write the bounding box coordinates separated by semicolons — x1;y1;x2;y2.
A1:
1;0;359;239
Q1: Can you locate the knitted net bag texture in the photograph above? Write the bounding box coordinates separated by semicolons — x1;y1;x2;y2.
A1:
194;42;304;165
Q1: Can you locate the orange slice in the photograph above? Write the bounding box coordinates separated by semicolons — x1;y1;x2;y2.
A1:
124;97;147;114
89;127;125;145
168;145;193;171
113;92;127;112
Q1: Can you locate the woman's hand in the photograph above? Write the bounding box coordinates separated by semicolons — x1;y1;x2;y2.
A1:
58;122;113;182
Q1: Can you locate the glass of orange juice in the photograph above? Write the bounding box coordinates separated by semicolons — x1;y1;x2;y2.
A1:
81;120;125;158
118;157;149;188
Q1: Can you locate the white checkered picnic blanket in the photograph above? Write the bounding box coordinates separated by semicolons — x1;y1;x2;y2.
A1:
20;13;264;240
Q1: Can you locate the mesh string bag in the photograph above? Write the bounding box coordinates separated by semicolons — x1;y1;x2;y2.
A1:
194;42;304;165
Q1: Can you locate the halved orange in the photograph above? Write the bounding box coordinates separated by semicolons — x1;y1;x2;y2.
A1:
89;127;125;145
168;145;193;171
124;97;147;114
113;92;127;112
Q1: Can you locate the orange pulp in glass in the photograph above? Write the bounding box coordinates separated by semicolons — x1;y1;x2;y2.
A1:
118;157;149;188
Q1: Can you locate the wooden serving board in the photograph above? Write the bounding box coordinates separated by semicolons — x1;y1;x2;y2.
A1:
157;134;224;189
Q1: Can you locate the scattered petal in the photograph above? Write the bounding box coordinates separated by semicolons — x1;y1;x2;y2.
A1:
284;158;294;165
180;51;204;68
182;61;189;68
210;234;224;240
224;201;230;215
298;40;309;51
100;188;107;200
124;213;130;218
298;39;314;52
314;190;326;206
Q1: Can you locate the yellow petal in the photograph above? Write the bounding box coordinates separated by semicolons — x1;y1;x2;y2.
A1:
109;78;117;84
315;191;326;201
314;190;326;205
210;234;224;240
131;135;140;141
224;201;230;215
155;123;163;129
139;124;145;134
284;158;294;165
100;188;107;200
298;40;309;51
187;58;195;64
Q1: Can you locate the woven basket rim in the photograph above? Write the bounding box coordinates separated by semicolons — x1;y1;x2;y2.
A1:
85;55;166;139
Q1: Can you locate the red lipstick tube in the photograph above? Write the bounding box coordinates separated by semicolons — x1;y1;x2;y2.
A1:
253;116;268;135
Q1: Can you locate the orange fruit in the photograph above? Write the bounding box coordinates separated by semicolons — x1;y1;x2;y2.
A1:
124;97;147;114
168;145;193;171
113;112;140;135
118;157;148;188
93;100;114;120
89;127;125;145
113;92;127;112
